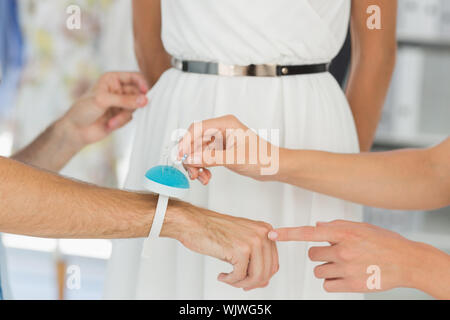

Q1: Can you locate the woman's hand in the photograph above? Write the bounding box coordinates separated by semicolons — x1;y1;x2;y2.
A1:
13;72;149;172
61;72;149;150
178;115;279;185
269;220;450;299
168;201;279;291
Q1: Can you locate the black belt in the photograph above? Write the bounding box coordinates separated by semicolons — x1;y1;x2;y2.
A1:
172;58;329;77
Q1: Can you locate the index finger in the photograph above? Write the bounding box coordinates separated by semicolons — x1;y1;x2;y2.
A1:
269;226;341;243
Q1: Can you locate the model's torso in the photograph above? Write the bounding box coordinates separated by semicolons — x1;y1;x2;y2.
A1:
161;0;351;65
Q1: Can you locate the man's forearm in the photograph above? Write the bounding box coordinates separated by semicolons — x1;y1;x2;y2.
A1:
12;119;82;172
276;139;450;210
0;156;185;239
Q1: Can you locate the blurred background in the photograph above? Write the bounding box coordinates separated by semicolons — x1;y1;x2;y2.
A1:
0;0;448;300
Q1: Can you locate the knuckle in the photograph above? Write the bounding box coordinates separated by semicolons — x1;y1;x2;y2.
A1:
259;221;273;230
250;235;263;247
256;273;265;283
336;246;347;260
336;246;353;262
255;222;272;235
341;228;358;241
238;243;252;256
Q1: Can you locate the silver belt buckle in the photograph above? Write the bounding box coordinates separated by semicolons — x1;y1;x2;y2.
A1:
218;63;277;77
173;58;279;77
172;57;183;70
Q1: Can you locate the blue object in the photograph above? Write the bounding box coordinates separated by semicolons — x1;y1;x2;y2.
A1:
145;165;189;189
0;0;25;116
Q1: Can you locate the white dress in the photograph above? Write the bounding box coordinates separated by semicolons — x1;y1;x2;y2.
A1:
105;0;362;300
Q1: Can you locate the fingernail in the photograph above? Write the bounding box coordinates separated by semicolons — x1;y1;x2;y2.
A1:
268;231;278;240
136;96;146;105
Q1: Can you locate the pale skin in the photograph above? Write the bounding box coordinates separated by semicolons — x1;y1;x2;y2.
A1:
271;221;450;300
132;0;397;152
178;115;450;299
1;74;278;291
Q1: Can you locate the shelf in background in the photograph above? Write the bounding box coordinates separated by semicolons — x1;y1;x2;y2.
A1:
403;232;450;252
397;34;450;50
2;235;111;259
373;132;448;149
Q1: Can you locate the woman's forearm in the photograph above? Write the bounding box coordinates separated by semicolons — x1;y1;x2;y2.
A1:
133;0;171;86
346;50;396;152
347;0;397;151
276;138;450;210
0;156;186;239
12;119;81;172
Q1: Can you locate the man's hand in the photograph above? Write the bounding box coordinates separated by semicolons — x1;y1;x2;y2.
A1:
178;115;278;185
61;72;149;148
13;72;149;172
165;202;279;291
269;220;450;299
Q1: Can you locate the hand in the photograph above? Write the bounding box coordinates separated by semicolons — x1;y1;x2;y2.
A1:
269;220;432;294
59;72;149;150
165;202;279;291
177;115;279;185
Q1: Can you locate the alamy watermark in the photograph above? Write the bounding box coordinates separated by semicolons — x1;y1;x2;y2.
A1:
66;5;81;30
169;123;280;176
367;5;382;30
366;265;381;290
66;264;81;290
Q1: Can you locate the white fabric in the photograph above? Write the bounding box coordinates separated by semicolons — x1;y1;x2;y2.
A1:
147;195;169;239
105;0;362;299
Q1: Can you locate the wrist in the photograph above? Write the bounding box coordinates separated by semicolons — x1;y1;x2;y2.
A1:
405;241;450;299
160;199;191;241
275;148;300;183
162;200;217;245
53;116;86;154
